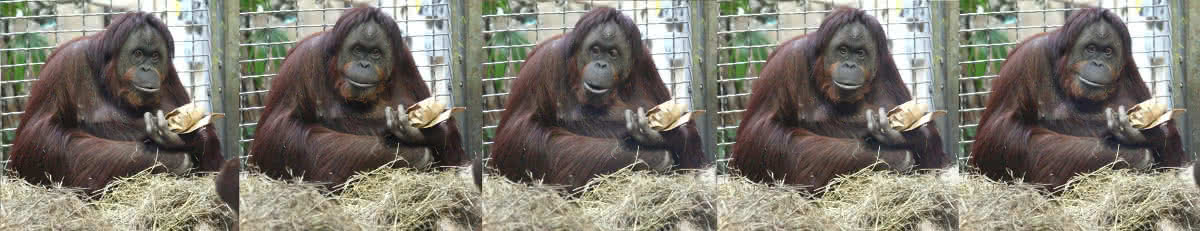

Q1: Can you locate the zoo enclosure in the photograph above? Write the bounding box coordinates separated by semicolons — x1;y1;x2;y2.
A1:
0;0;216;167
1;1;1197;170
232;0;455;160
712;0;938;168
951;0;1192;165
476;0;702;158
709;0;1200;170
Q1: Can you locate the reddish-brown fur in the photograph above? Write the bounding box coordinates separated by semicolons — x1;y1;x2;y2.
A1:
969;8;1188;190
489;7;710;190
247;7;465;188
730;8;948;191
215;158;239;213
5;12;223;194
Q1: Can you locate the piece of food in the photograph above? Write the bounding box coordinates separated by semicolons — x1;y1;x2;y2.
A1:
1127;100;1184;130
887;100;945;132
646;102;703;132
407;98;465;129
166;103;225;134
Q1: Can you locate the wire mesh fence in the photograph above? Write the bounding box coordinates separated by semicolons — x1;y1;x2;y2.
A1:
713;0;936;164
479;0;695;154
236;0;453;154
0;1;1190;169
0;0;215;165
955;0;1174;162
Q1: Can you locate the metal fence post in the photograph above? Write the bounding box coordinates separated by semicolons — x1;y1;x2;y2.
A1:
1171;0;1200;158
209;0;243;161
451;1;485;162
930;1;963;168
689;1;719;168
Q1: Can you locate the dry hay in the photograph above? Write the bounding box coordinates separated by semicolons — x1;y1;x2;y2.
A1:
239;173;355;230
0;175;110;230
959;167;1200;230
240;166;479;230
483;175;591;229
717;165;1200;231
956;174;1076;231
717;168;957;230
1059;167;1200;230
0;171;234;230
94;171;236;230
339;168;480;230
716;176;840;230
484;168;716;230
820;169;959;230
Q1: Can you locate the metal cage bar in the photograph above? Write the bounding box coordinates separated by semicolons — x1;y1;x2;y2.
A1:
234;0;456;156
955;0;1177;159
691;1;720;170
1172;0;1199;159
0;0;217;164
451;1;485;165
478;0;697;156
214;0;241;160
930;1;962;168
712;0;939;162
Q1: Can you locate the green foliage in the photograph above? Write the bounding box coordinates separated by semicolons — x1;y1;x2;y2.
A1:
482;0;531;146
963;31;1009;79
719;0;750;16
240;0;269;13
483;0;510;16
2;33;49;92
719;0;773;86
717;1;771;162
1;1;50;88
0;2;32;18
484;0;532;86
960;0;1014;152
244;28;290;84
726;31;770;89
485;31;529;80
959;0;988;14
240;0;293;146
240;28;288;144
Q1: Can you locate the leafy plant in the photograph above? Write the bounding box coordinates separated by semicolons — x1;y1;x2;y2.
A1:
716;0;774;166
482;0;533;142
240;0;295;149
483;0;533;82
725;31;770;89
0;2;30;17
0;2;50;155
244;28;290;85
959;0;1013;154
1;33;49;93
485;31;529;87
482;0;509;16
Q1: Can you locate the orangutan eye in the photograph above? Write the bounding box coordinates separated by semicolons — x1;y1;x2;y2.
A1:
370;49;382;59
